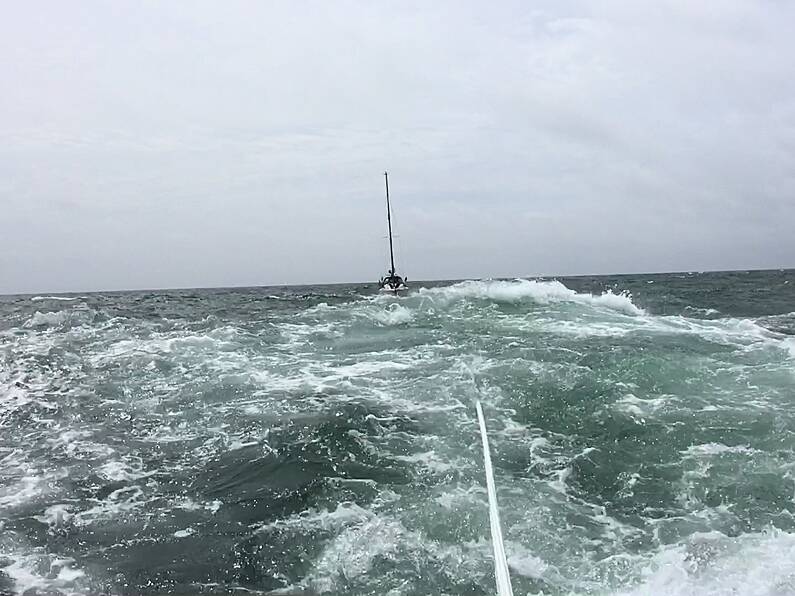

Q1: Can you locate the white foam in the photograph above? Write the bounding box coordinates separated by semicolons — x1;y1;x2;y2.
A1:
279;321;340;337
541;319;639;338
506;542;548;579
0;385;34;410
538;306;795;360
73;485;147;526
234;355;415;399
227;439;260;451
253;501;373;534
23;310;70;328
394;450;455;474
332;359;411;378
173;497;203;511
614;394;672;420
0;474;48;509
0;544;87;596
207;500;222;514
417;279;643;315
614;530;795;596
364;303;414;326
433;485;486;509
684;306;721;317
549;466;572;494
56;564;85;582
30;296;78;302
93;327;245;364
173;498;222;514
52;429;116;460
253;505;432;592
34;504;74;532
784;337;795;360
682;443;756;457
98;459;155;482
309;516;406;589
650;315;781;349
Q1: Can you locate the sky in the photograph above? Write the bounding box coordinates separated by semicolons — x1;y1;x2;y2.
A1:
1;0;794;293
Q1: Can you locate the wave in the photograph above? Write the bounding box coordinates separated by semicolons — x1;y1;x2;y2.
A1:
681;443;757;457
22;309;95;329
524;304;794;360
650;315;795;360
361;303;414;326
756;312;795;336
23;311;71;328
683;306;722;319
30;296;79;302
416;279;643;315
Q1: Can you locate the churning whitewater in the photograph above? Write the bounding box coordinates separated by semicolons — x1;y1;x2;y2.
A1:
1;271;795;595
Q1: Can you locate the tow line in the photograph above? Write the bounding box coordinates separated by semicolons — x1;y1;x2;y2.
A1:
476;400;514;596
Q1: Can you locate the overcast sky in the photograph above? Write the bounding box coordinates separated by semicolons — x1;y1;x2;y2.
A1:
2;1;794;293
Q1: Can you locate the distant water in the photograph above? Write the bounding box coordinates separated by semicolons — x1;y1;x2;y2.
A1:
2;270;795;596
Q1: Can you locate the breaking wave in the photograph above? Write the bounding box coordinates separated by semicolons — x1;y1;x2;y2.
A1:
416;278;643;315
30;296;79;302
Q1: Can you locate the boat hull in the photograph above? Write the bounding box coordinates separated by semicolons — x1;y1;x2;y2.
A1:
379;284;408;293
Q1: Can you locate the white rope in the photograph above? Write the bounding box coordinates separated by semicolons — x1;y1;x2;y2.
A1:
476;400;514;596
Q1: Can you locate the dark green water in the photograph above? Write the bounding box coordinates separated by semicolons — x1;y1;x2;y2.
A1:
1;270;794;595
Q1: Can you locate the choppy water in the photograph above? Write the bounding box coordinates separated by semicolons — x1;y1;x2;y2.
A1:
2;270;795;596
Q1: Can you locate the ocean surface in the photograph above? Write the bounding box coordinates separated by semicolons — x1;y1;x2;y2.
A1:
1;270;795;596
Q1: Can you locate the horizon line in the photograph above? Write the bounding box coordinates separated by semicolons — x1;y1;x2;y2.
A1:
2;266;793;298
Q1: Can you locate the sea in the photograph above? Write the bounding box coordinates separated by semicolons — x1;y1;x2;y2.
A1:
1;270;794;596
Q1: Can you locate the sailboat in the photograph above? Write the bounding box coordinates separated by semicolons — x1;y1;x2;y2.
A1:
378;171;408;293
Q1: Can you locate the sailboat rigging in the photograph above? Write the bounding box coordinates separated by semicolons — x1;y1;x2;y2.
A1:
378;171;408;293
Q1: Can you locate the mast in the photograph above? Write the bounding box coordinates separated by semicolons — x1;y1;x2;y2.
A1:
385;171;396;275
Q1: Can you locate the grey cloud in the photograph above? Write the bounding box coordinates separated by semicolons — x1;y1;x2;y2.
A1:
1;0;793;293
